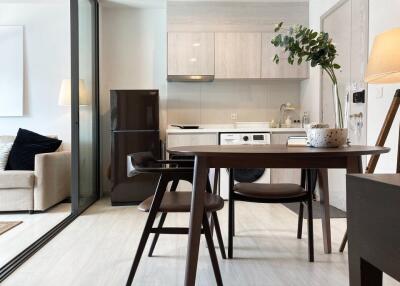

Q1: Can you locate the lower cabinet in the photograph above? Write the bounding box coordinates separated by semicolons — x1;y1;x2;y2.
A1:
270;133;305;185
167;133;218;192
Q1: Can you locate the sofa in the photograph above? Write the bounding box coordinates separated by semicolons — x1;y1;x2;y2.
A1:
0;136;71;212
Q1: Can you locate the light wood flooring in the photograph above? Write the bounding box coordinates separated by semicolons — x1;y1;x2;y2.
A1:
2;198;398;285
0;203;71;269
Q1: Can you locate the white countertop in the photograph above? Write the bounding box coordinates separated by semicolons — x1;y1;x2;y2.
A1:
167;124;305;134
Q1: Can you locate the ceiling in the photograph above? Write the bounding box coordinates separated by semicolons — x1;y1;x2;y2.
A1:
100;0;308;9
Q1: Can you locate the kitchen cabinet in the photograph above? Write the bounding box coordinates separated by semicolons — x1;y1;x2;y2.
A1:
167;133;218;149
167;133;218;192
167;32;215;76
270;132;305;184
261;33;309;79
215;32;261;79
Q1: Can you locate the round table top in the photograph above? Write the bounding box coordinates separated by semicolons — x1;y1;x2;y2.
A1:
168;144;390;157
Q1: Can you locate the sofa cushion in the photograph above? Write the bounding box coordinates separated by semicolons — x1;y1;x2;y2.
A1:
0;142;13;170
6;129;62;171
0;171;35;189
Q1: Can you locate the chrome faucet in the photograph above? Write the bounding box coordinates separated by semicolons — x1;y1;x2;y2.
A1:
279;102;296;127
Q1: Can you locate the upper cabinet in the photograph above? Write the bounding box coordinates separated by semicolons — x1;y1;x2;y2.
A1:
167;31;309;81
167;32;215;76
215;32;261;79
261;33;309;79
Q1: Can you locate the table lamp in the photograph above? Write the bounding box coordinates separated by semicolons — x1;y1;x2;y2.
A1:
58;79;90;106
364;27;400;173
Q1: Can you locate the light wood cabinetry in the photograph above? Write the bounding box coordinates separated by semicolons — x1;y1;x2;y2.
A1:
215;32;261;79
167;133;218;192
270;133;305;184
261;33;309;79
167;133;218;149
167;32;215;76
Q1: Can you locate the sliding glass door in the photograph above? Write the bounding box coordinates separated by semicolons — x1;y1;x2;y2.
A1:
71;0;99;213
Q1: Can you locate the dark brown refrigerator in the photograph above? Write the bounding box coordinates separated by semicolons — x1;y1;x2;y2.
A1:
110;90;160;205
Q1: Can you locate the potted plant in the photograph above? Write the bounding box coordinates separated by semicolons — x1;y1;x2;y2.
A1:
271;22;348;147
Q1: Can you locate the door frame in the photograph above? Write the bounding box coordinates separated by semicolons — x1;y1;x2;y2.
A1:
71;0;100;214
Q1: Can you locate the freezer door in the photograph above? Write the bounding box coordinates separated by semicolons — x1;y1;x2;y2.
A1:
111;131;160;204
110;90;159;131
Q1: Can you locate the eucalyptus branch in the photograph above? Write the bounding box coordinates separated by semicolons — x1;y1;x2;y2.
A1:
271;22;344;128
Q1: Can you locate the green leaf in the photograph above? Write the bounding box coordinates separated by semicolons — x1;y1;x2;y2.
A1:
297;57;303;65
274;22;283;32
333;63;341;69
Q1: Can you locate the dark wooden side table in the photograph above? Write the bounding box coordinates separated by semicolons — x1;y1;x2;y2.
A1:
169;144;389;286
347;174;400;286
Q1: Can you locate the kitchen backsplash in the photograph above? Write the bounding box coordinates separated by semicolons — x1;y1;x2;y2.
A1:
167;80;301;125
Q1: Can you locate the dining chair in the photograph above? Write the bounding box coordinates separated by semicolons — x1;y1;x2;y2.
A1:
228;168;315;262
126;152;226;286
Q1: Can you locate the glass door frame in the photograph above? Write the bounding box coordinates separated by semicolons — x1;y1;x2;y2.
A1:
71;0;100;214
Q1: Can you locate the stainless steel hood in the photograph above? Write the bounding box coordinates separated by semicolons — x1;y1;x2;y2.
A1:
167;75;214;82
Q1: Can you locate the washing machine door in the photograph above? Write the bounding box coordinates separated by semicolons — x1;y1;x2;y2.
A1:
233;168;265;183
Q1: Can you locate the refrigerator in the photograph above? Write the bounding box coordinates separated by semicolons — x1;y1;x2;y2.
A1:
110;90;161;205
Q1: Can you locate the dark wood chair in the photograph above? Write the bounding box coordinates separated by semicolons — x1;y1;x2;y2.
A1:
228;168;315;262
126;152;226;286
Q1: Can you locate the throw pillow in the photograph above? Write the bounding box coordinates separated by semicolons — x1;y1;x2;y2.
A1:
0;142;13;170
6;129;62;171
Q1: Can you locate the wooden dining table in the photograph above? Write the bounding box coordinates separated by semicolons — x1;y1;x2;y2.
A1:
168;144;390;286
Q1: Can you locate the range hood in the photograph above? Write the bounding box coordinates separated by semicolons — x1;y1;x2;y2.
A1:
167;75;214;82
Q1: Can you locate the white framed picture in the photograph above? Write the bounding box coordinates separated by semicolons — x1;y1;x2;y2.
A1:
0;25;23;117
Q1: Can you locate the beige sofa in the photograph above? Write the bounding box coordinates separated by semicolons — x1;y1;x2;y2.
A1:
0;136;71;212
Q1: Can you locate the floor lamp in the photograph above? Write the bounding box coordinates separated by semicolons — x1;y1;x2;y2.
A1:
340;28;400;252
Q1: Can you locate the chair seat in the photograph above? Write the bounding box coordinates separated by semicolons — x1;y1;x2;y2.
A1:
138;192;224;213
233;183;306;199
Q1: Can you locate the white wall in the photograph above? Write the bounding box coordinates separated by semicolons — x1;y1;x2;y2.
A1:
367;0;400;173
0;2;71;147
299;0;341;122
100;6;167;193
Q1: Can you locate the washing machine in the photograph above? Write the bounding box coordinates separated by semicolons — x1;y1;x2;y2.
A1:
219;132;271;199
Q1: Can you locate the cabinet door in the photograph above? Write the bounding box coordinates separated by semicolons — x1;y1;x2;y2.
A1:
215;32;261;79
167;133;218;149
270;133;305;184
261;33;309;79
167;133;218;192
168;32;215;76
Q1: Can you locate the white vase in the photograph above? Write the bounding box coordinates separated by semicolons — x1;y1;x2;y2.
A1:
307;128;348;148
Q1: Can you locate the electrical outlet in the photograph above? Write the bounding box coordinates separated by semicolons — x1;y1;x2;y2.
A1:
231;112;238;120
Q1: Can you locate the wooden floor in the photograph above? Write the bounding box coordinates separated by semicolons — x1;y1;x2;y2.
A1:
2;198;397;286
0;203;71;268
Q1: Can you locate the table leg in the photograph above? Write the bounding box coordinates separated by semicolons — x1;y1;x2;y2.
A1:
317;168;332;254
340;156;363;252
185;156;208;286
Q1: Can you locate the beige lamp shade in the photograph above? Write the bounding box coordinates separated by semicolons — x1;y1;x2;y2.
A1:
58;79;90;106
365;28;400;84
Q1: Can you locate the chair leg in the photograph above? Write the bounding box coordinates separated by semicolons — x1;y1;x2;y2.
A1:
203;213;223;286
306;170;315;262
148;180;179;257
126;176;168;286
297;202;304;239
339;231;348;252
148;212;167;257
228;196;234;259
147;179;179;257
212;212;226;259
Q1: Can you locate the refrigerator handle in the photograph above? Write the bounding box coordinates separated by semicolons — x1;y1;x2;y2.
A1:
160;140;166;160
